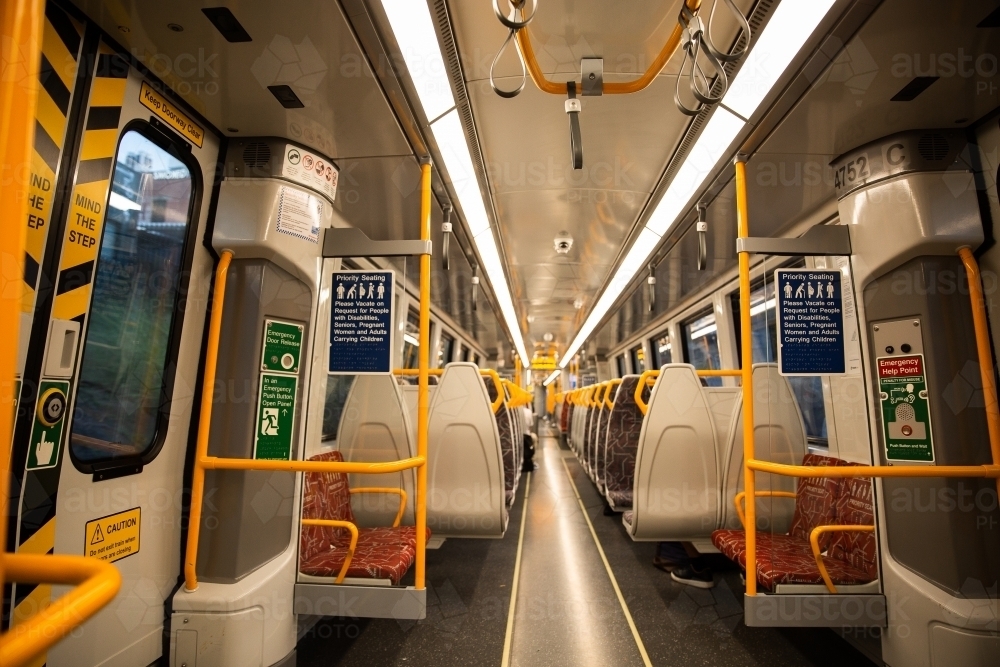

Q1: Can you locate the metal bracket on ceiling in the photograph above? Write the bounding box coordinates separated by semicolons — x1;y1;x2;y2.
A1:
581;57;603;96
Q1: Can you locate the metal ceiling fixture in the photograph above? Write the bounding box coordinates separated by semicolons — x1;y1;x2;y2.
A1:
490;0;537;98
553;231;574;254
646;265;656;313
441;203;453;270
674;0;752;116
696;203;708;270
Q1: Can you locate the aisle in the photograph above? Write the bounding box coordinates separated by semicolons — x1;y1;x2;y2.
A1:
506;436;647;666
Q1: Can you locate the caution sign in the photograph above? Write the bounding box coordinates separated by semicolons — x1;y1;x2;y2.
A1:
254;373;297;460
775;269;847;375
878;355;935;463
261;319;303;373
85;508;140;563
139;81;205;148
329;270;394;374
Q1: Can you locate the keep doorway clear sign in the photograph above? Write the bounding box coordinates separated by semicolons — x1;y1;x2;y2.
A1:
330;270;394;373
775;269;846;375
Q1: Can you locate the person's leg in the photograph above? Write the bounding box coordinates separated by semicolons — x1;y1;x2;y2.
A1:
521;433;536;471
652;541;690;572
669;541;715;588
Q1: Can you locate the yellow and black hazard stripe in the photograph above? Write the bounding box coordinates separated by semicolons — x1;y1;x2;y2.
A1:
19;2;84;370
7;38;129;652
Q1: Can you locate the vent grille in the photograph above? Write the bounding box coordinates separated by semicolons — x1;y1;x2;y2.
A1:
242;142;271;169
917;133;949;161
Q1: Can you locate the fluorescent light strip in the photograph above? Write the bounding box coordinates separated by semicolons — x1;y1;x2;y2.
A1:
381;0;455;121
559;0;838;367
543;369;561;386
690;324;718;340
379;0;528;364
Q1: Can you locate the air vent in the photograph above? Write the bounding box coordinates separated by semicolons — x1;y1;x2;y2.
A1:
267;85;304;109
201;7;252;42
890;76;938;102
242;142;271;169
917;133;949;161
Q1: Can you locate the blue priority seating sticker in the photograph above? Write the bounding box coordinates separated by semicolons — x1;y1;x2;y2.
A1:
329;270;394;374
775;269;847;376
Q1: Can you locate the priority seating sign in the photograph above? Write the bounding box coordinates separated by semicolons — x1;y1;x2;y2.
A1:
329;270;394;374
775;269;847;376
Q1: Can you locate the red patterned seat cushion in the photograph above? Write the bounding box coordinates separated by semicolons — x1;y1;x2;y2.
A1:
299;451;430;584
711;529;875;590
787;453;848;549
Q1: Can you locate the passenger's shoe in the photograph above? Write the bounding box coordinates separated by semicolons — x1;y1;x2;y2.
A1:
670;565;715;589
652;555;686;573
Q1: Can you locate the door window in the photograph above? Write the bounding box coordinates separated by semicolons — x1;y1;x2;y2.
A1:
71;128;195;465
630;345;646;373
402;308;421;369
651;330;672;367
437;332;455;367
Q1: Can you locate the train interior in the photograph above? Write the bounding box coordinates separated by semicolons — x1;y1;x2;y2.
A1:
1;0;1000;665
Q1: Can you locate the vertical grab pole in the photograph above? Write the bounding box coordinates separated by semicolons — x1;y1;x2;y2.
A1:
734;156;757;597
416;158;432;590
0;0;45;597
184;250;233;592
958;247;1000;497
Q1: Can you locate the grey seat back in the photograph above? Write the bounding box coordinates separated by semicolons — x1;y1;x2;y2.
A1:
427;363;507;537
628;364;719;540
338;375;415;527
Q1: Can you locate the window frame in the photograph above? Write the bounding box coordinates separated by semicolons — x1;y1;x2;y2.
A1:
650;329;672;368
69;119;203;474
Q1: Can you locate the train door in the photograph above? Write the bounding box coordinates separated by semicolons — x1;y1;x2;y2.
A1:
8;9;220;665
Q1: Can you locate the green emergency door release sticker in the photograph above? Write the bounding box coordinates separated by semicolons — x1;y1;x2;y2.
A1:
27;379;70;470
261;319;303;374
254;373;297;461
877;354;934;463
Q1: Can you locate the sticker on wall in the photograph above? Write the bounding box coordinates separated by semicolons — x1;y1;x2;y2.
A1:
275;185;322;243
254;373;297;460
775;268;847;375
85;507;141;563
26;379;70;471
329;270;394;374
138;81;205;148
878;354;935;463
261;319;303;373
282;144;338;201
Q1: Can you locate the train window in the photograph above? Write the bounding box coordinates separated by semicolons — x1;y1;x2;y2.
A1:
322;375;355;442
402;307;421;369
615;354;625;378
682;310;722;387
650;330;672;367
630;345;646;373
472;353;481;366
70;128;195;465
437;332;455;367
733;280;829;445
460;345;469;362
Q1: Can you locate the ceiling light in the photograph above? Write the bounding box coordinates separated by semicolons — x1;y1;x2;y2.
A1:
381;0;456;121
722;0;837;120
473;227;529;363
560;0;840;367
543;370;561;386
432;112;492;237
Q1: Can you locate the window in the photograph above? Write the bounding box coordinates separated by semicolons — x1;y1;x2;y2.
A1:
322;375;355;442
616;355;626;378
630;345;646;373
460;345;469;362
682;310;722;386
472;353;481;366
71;127;196;466
651;330;672;368
437;332;455;367
402;308;420;369
733;280;828;444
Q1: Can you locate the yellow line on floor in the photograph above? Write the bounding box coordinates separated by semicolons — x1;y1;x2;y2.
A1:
561;457;652;667
500;471;531;667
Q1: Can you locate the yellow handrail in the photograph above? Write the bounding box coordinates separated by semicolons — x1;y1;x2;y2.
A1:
0;554;122;666
350;487;408;527
482;368;506;413
733;490;797;529
747;459;1000;479
394;368;444;376
605;379;622;409
809;525;876;594
300;519;358;584
634;370;657;414
515;0;702;95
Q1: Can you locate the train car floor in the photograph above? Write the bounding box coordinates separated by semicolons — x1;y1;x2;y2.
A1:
297;436;879;666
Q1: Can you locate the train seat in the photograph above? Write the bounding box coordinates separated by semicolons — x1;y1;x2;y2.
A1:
337;375;416;527
624;365;720;540
588;400;609;485
719;364;808;534
426;363;508;537
602;376;646;511
299;451;430;585
485;377;520;507
710;454;877;591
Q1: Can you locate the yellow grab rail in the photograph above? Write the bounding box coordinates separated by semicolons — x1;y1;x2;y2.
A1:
0;554;121;667
810;525;876;594
634;368;742;415
605;379;622;409
350;488;408;527
515;0;702;95
733;490;797;529
299;520;358;584
395;367;506;413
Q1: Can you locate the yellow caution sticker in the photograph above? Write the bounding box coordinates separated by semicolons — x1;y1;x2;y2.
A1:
139;81;204;148
85;507;140;563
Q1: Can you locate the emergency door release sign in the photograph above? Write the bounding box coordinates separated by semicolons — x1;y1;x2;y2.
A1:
329;270;394;374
